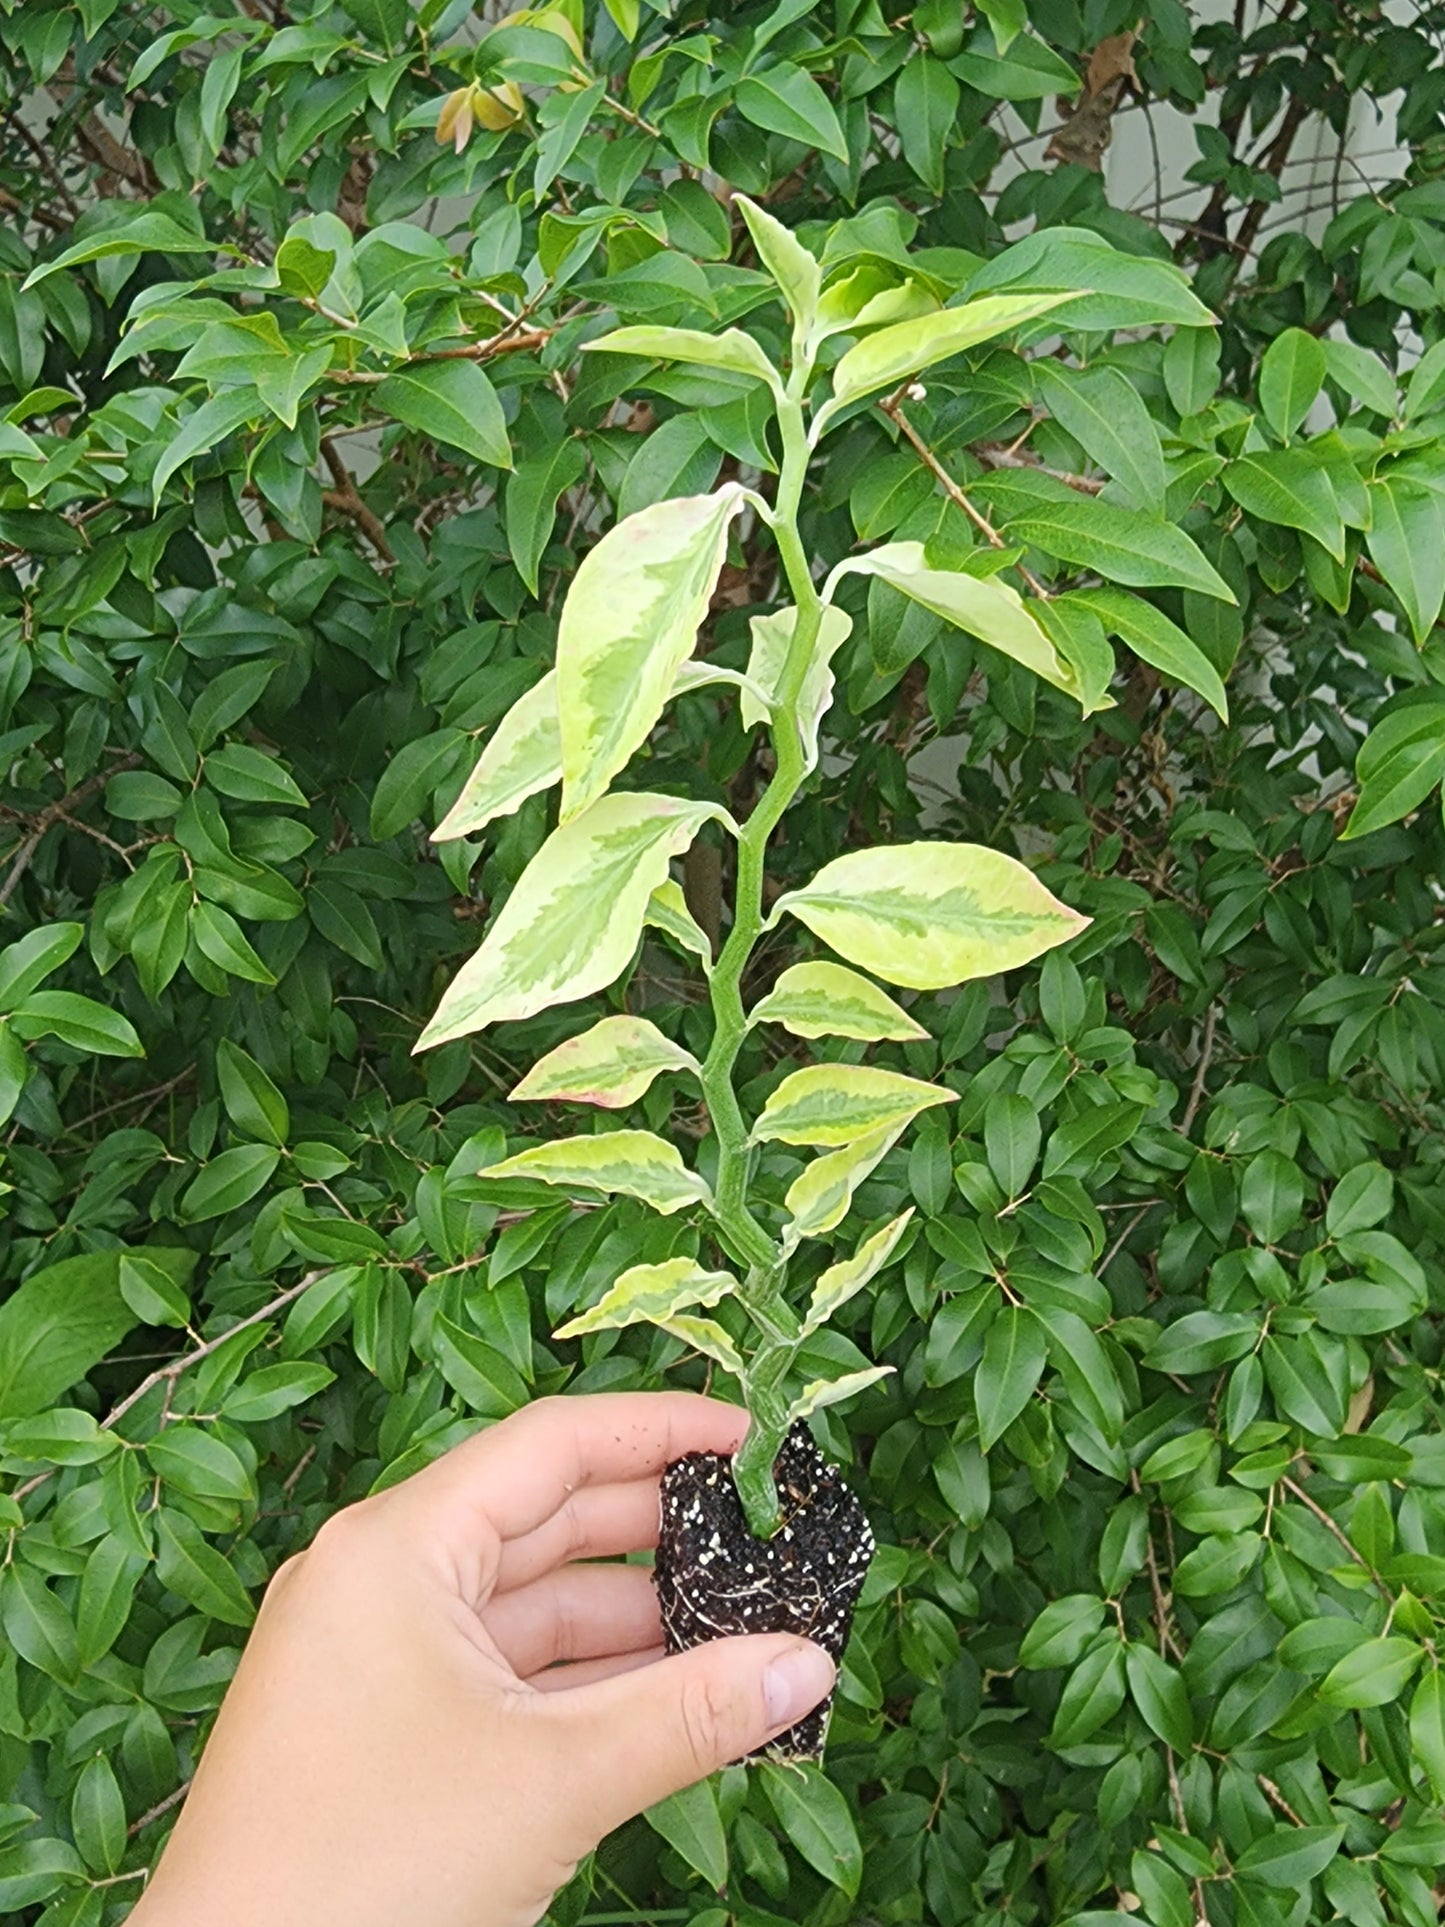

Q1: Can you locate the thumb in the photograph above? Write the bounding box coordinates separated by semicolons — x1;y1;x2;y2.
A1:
548;1635;836;1830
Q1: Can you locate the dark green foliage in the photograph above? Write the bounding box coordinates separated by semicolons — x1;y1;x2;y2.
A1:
3;0;1445;1922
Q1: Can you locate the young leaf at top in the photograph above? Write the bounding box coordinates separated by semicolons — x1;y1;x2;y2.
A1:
774;843;1088;989
417;793;722;1047
747;960;926;1043
734;194;822;342
556;485;747;821
510;1014;700;1109
802;1210;915;1335
750;1064;954;1148
478;1130;713;1215
583;325;784;396
827;541;1082;701
783;1126;907;1247
555;1256;737;1338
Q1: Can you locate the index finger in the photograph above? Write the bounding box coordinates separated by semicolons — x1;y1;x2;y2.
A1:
398;1390;748;1551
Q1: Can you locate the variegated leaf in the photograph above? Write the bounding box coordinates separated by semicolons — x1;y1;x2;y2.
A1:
554;1256;738;1339
826;541;1080;702
656;1314;745;1376
773;843;1088;990
644;878;713;972
510;1015;700;1110
433;670;559;841
748;960;926;1043
784;1126;905;1247
735;195;821;338
477;1130;712;1215
802;1210;915;1336
417;794;718;1047
750;1064;954;1148
741;605;852;770
582;325;783;395
672;659;776;711
557;485;747;821
787;1365;895;1424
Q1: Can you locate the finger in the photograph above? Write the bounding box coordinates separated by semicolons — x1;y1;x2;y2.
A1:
528;1646;664;1693
398;1393;748;1552
493;1481;661;1594
483;1564;660;1676
541;1636;836;1832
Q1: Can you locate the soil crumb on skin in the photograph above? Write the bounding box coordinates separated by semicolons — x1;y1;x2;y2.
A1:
653;1422;874;1762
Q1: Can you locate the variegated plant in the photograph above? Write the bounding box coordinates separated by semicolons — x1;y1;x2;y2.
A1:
418;201;1092;1536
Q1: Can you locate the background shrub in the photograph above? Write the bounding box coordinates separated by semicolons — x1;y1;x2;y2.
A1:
4;0;1445;1922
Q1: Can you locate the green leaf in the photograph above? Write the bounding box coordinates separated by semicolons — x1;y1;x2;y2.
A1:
180;1143;282;1221
1235;1826;1344;1887
802;1210;915;1334
119;1253;191;1328
952;23;1082;98
1125;1643;1193;1751
646;1780;728;1891
734;195;822;338
216;1038;289;1146
1033;361;1168;511
1364;476;1445;646
1262;1334;1345;1436
828;292;1081;412
10;990;143;1057
0;923;83;1009
479;1130;711;1215
748;960;926;1043
222;1362;336;1423
557;487;747;820
77;1536;146;1667
152;387;263;506
976;1304;1046;1450
555;1256;737;1338
0;1250;191;1421
775;841;1088;989
147;1424;254;1501
783;1126;907;1245
419;793;721;1046
374;359;511;468
1018;1593;1107;1669
750;1064;954;1148
735;64;848;164
1410;1669;1445;1802
1163;327;1222;416
1146;1310;1259;1375
308;875;383;968
1222;450;1346;561
434;671;559;841
371;729;469;842
985;1091;1039;1196
191;902;276;985
155;1507;256;1627
1344;701;1445;838
985;487;1237;600
761;1764;862;1896
1259;328;1327;440
511;1014;699;1109
827;540;1082;700
896;53;959;195
1319;1637;1423;1709
966;227;1214;330
1326;1162;1393;1236
24;209;215;287
1;1566;79;1683
1049;1638;1126;1746
504;440;588;597
1240;1149;1303;1241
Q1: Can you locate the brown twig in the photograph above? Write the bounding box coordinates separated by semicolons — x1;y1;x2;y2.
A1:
10;1271;326;1506
0;756;140;908
1281;1475;1391;1599
127;1781;192;1838
974;443;1107;494
327;328;553;385
881;396;1054;600
1256;1776;1307;1828
1179;1005;1218;1137
321;438;394;564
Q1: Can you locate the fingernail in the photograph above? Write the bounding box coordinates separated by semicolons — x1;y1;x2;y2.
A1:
764;1644;836;1729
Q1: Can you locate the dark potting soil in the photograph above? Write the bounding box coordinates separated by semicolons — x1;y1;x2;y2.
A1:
653;1421;875;1763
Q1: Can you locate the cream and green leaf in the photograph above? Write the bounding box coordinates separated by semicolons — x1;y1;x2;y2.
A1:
555;1257;737;1339
511;1015;700;1110
750;1065;955;1148
801;1211;916;1336
748;961;926;1043
783;1127;907;1247
774;843;1089;990
478;1130;712;1215
787;1366;897;1425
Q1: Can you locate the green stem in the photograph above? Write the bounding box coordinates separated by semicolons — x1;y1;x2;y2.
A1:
699;389;826;1538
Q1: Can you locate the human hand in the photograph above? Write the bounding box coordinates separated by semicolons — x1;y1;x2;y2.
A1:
129;1393;836;1927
